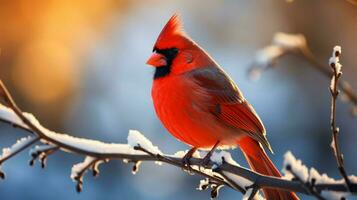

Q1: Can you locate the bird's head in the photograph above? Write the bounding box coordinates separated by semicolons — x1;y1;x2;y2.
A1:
147;14;215;79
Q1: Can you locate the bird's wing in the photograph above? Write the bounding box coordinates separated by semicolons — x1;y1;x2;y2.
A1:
187;67;272;152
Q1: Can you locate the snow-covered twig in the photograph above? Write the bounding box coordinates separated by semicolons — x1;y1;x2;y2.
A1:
283;152;325;200
328;46;353;191
71;156;100;192
283;151;357;199
29;144;59;168
250;32;357;116
0;136;38;164
0;80;357;199
249;32;305;80
0;135;39;179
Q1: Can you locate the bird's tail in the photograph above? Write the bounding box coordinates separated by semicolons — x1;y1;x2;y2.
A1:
238;137;299;200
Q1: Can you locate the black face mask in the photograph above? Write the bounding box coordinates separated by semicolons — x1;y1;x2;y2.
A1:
153;47;179;79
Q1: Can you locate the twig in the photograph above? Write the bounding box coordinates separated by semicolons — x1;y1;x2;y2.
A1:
328;46;353;191
300;46;357;108
0;136;39;165
72;157;99;193
29;145;59;168
250;33;357;113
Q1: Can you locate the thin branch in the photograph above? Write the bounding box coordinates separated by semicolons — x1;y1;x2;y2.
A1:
300;46;357;107
0;136;39;165
72;157;100;193
29;145;59;168
328;46;353;191
250;33;357;114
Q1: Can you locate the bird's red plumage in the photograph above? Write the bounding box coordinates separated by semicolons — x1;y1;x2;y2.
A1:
149;14;299;200
153;14;190;52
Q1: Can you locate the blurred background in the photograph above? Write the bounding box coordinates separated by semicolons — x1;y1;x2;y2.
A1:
0;0;357;199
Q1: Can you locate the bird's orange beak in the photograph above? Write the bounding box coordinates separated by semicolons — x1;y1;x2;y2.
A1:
146;53;167;67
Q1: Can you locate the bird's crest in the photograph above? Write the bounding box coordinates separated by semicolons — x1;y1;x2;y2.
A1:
154;14;188;50
161;14;184;36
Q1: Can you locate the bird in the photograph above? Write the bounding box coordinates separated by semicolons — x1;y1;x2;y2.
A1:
146;14;299;200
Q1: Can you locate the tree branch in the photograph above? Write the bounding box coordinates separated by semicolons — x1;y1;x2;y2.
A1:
300;45;357;108
0;80;356;199
328;46;353;191
250;33;357;116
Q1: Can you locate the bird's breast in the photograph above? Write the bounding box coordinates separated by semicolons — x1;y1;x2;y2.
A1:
151;75;242;148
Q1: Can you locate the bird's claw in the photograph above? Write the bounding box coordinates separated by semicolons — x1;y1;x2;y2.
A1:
181;147;197;174
199;153;212;168
182;156;194;174
199;141;220;168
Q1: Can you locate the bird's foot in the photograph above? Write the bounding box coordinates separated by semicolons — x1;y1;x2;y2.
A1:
181;147;197;174
199;152;213;167
199;141;220;168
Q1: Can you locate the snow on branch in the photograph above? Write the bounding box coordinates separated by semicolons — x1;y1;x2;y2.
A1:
128;130;162;155
328;46;354;192
0;136;37;161
0;64;357;200
249;32;306;80
249;32;357;116
283;151;357;200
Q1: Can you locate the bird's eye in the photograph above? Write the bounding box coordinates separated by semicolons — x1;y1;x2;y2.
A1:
152;48;178;59
167;48;178;57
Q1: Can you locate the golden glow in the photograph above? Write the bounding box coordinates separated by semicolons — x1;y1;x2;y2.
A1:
13;40;76;103
1;0;122;105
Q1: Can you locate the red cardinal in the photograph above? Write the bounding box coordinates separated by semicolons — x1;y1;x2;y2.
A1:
147;14;299;200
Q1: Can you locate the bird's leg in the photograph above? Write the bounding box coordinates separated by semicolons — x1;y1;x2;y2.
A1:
200;141;220;167
182;147;197;172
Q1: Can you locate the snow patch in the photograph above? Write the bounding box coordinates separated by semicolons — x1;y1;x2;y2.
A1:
197;178;209;191
209;151;239;166
0;136;35;160
127;130;162;155
321;190;348;200
255;45;283;66
333;46;341;56
273;32;306;50
71;156;96;180
250;32;307;81
283;151;356;199
0;103;29;129
329;46;342;75
22;112;141;155
222;171;253;192
283;151;308;182
174;150;201;158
